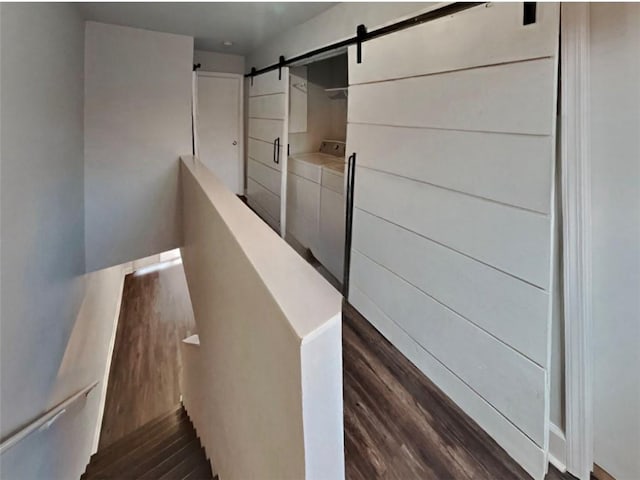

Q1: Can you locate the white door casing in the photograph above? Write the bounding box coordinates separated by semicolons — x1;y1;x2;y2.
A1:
346;3;560;479
247;68;290;237
195;72;244;194
560;4;593;480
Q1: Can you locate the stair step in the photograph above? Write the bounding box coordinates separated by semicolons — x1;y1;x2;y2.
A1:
87;420;189;475
98;405;183;454
137;437;200;480
182;461;214;480
86;421;195;477
91;405;185;463
158;446;206;480
83;405;213;480
107;425;199;478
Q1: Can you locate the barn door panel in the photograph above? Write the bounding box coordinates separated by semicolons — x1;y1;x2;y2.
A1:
346;4;559;479
247;68;289;236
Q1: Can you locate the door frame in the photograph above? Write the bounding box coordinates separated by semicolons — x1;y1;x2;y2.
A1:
559;4;593;480
280;67;290;238
194;71;245;194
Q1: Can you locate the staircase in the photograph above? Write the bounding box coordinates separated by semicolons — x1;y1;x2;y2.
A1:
82;405;215;480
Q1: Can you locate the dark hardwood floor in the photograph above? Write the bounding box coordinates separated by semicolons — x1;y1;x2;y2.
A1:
98;263;196;450
342;301;577;480
98;254;579;479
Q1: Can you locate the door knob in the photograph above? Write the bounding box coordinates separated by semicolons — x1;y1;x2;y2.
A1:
232;141;237;145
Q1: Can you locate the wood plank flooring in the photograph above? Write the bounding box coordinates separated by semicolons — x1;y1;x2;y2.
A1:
98;251;580;479
342;301;578;480
99;263;196;450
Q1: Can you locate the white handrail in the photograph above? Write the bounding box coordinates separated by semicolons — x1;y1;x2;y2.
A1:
0;381;99;455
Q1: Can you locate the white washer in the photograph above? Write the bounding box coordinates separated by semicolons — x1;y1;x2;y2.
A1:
286;141;345;277
316;160;345;281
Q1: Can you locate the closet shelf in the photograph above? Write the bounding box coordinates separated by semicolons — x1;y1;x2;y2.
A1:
325;87;348;99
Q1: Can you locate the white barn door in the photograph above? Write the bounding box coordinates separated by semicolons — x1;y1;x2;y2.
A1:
247;68;290;237
346;4;559;479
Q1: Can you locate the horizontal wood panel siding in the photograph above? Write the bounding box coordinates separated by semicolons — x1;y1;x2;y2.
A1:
247;178;280;221
349;3;560;85
352;208;549;366
347;123;553;214
348;58;556;136
346;5;559;477
247;158;281;196
248;118;284;144
348;286;547;480
249;93;286;120
247;67;288;234
248;69;286;96
354;167;551;289
350;250;546;444
248;138;283;172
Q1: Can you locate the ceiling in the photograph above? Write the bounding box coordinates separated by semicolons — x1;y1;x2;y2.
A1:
77;2;337;55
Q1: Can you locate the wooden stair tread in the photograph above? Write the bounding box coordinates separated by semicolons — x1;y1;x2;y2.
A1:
88;424;196;477
86;416;192;475
182;461;215;480
90;405;185;464
83;405;213;480
114;426;198;478
137;437;200;479
98;404;183;452
158;446;207;480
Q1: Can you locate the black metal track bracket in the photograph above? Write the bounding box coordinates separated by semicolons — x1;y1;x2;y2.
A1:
523;2;537;25
356;24;367;64
250;67;256;86
278;56;286;80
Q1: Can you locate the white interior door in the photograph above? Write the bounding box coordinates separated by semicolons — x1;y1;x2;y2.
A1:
247;68;290;237
346;4;559;479
196;72;243;194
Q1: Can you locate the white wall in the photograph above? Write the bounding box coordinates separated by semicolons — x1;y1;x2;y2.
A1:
180;157;344;480
0;265;125;479
590;4;640;479
1;7;126;478
84;22;193;272
194;49;244;74
289;55;348;155
289;70;331;155
247;2;435;72
1;0;86;442
1;264;126;479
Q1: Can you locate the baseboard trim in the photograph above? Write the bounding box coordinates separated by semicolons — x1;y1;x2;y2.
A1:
593;464;616;480
549;422;567;472
91;264;127;455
